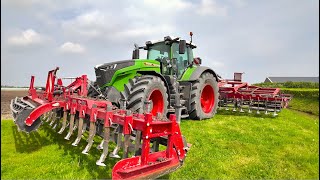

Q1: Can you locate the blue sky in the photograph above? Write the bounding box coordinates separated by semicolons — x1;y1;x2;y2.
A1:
1;0;319;86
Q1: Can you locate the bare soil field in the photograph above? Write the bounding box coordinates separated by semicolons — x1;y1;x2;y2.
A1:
1;90;28;119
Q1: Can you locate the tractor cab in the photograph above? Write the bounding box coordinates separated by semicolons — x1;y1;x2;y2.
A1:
133;35;198;78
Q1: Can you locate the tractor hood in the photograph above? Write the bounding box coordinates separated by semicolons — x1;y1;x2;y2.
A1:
94;60;135;87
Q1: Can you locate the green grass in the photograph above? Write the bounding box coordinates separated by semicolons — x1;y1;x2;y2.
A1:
280;88;319;115
288;97;319;115
174;110;319;179
1;109;319;179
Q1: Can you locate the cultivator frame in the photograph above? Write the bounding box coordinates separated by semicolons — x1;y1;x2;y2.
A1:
10;67;190;180
218;73;292;116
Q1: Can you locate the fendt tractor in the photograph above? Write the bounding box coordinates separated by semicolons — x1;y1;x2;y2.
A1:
89;33;219;121
10;33;291;179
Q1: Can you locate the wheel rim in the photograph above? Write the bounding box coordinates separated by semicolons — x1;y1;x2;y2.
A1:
148;89;164;116
200;84;215;113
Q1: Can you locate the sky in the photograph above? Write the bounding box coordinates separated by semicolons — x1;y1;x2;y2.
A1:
1;0;319;86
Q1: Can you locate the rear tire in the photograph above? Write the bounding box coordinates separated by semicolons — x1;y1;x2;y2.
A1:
189;72;219;120
122;75;168;117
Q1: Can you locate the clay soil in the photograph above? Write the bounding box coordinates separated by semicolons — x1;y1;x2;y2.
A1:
1;90;28;119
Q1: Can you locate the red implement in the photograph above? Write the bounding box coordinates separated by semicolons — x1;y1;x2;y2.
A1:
10;67;190;180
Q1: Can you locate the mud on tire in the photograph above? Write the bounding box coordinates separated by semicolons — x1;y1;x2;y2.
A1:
189;72;219;120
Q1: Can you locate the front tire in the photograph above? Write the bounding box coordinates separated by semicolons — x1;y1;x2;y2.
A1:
189;72;219;120
122;75;168;117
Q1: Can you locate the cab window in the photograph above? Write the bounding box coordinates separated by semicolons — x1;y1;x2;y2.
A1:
171;43;190;78
147;43;170;61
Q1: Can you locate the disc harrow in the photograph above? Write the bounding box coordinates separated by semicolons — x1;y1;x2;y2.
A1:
10;67;190;180
218;73;293;116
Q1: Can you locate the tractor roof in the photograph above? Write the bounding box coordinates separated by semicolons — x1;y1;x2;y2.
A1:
146;36;197;48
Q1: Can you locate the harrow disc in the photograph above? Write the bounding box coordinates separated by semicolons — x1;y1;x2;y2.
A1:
15;108;42;133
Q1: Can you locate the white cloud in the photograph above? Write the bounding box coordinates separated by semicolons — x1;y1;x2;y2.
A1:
120;24;175;38
7;29;48;46
142;0;192;12
62;10;117;39
59;42;85;53
229;0;247;8
1;0;318;86
210;61;224;68
62;9;176;41
196;0;228;16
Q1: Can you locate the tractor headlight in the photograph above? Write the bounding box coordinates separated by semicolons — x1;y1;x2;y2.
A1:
100;64;117;71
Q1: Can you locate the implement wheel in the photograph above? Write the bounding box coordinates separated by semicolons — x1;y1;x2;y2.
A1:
122;75;168;117
189;72;219;120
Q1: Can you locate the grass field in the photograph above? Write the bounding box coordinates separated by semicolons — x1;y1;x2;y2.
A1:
289;97;319;115
1;108;319;179
282;88;319;116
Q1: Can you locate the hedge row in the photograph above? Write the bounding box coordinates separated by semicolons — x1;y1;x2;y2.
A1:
280;88;319;99
253;82;319;89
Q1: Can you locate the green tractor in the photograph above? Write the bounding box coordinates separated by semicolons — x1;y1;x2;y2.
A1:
90;34;219;120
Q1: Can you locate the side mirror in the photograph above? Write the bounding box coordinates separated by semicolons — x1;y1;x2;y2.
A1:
193;57;202;65
179;40;186;54
132;49;139;59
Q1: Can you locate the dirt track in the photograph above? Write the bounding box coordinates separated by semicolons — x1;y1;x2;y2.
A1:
1;90;28;119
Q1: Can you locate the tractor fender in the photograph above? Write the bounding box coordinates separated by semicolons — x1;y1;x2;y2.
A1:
188;66;218;82
138;71;171;107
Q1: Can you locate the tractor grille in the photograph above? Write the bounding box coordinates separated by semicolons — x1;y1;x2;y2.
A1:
95;60;135;87
95;69;116;87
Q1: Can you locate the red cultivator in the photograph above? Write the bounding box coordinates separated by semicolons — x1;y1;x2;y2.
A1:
10;67;190;179
218;73;292;116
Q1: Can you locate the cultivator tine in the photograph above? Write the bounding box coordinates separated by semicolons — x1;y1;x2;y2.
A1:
73;119;79;131
49;111;57;126
52;123;58;130
152;140;159;152
273;100;278;117
64;114;75;140
256;98;260;114
72;117;84;146
248;98;252;113
223;98;229;110
52;114;60;130
109;126;123;158
96;126;111;166
123;110;133;159
239;97;244;113
232;97;237;112
273;111;278;117
82;121;87;134
41;112;48;121
82;121;96;155
58;111;68;134
122;134;130;158
46;111;53;122
264;98;269;115
134;130;142;156
97;139;104;150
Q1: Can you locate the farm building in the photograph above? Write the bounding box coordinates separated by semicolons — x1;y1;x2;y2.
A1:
264;77;319;83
